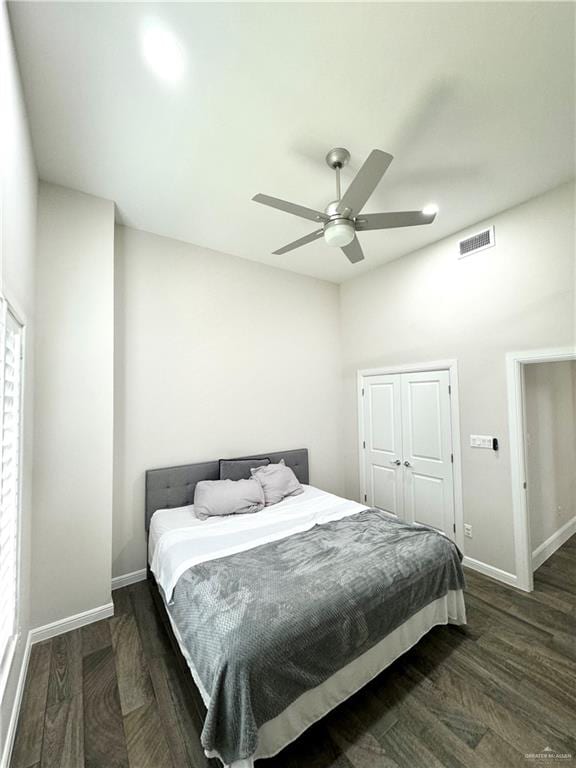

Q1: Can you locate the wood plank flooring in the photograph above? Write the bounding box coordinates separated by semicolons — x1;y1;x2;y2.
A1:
10;535;575;768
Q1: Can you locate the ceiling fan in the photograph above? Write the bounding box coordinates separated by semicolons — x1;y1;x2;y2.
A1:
252;147;438;264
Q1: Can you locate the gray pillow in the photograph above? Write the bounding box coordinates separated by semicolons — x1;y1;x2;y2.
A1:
219;457;270;482
251;460;304;506
194;478;265;520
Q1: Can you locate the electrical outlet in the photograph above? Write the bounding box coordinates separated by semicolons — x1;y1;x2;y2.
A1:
464;524;473;538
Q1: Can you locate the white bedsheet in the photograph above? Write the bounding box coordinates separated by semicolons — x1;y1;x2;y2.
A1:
149;485;368;602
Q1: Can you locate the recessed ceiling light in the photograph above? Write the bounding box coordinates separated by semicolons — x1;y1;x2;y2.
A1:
422;203;439;216
142;23;185;83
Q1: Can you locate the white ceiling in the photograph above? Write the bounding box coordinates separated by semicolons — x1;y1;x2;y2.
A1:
9;2;575;283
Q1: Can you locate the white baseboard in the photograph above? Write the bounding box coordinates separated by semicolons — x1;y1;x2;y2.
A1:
111;568;147;591
462;556;520;589
0;632;32;768
30;602;114;645
532;515;576;571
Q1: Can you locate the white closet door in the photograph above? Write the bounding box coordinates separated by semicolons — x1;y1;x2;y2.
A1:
362;375;403;516
401;370;454;535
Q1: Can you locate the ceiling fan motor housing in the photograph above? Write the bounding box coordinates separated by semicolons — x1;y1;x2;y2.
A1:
325;200;348;217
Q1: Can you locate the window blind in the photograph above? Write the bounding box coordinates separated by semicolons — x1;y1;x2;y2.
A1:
0;302;23;669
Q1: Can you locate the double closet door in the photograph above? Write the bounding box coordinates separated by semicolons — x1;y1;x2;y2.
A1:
361;370;455;538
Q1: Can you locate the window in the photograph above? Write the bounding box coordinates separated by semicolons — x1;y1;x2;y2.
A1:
0;301;23;673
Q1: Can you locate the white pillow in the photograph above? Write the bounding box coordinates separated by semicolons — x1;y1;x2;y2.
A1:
194;478;265;520
250;460;304;506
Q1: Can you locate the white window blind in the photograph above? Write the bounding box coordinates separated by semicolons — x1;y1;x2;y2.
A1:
0;302;23;670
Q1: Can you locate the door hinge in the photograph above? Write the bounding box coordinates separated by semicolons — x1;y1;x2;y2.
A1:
364;494;367;502
450;453;454;463
363;440;366;449
362;387;365;396
523;481;527;490
448;384;452;395
453;523;456;533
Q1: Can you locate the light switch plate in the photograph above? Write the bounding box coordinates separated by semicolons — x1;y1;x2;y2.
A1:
470;435;493;449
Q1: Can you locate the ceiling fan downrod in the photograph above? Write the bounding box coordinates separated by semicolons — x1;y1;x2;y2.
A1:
325;147;351;203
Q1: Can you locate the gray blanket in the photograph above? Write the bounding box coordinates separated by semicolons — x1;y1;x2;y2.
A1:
169;508;465;764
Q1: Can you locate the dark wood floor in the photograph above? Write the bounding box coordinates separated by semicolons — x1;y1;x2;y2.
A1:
10;536;576;768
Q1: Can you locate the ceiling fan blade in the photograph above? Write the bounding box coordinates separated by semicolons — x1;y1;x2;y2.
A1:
273;228;324;255
336;150;393;216
341;236;365;264
355;209;436;231
253;194;327;223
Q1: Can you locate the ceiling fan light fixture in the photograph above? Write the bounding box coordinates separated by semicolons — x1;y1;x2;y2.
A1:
324;219;355;248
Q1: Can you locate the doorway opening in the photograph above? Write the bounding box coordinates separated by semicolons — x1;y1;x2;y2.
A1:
507;347;576;592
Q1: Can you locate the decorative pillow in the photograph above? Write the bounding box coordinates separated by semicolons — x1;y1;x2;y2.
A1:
194;478;265;520
250;460;304;506
219;457;270;482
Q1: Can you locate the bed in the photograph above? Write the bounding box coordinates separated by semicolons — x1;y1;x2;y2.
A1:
145;448;466;768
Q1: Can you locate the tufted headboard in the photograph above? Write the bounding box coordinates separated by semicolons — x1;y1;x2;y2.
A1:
145;448;309;531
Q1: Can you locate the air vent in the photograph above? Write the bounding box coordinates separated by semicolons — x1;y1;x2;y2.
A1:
458;226;495;258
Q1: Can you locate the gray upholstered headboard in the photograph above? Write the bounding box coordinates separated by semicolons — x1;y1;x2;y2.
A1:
145;448;309;530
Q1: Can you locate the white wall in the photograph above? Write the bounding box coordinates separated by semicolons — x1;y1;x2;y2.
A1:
0;0;37;755
339;182;575;576
525;361;576;552
113;226;343;577
33;182;114;626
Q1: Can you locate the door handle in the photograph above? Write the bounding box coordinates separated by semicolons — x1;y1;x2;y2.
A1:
390;459;401;466
403;460;412;467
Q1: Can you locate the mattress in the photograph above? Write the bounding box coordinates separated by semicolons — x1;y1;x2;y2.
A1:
149;484;369;601
149;484;347;556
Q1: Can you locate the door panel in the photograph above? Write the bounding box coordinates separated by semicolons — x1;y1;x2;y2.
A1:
401;370;454;536
372;465;400;516
407;473;446;530
407;381;443;460
363;375;403;516
370;383;397;452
